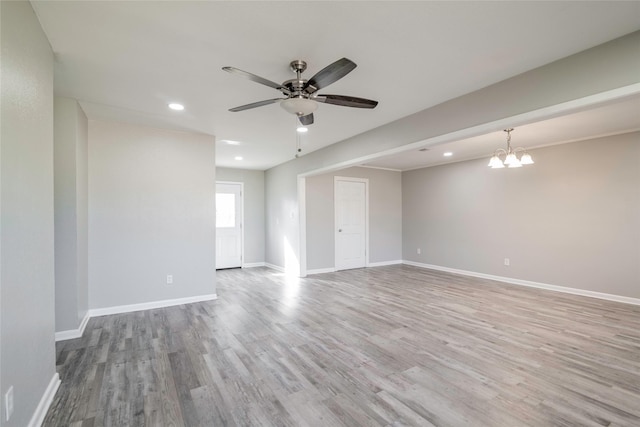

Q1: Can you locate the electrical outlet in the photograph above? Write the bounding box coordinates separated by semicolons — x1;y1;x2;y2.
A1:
417;248;421;255
5;386;14;421
166;275;173;285
504;258;510;266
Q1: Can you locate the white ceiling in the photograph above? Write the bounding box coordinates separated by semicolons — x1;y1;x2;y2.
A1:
31;1;640;170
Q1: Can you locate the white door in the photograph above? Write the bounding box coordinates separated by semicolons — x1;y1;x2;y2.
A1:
335;178;368;271
216;182;242;269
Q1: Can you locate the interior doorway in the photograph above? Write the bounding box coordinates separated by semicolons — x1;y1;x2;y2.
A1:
216;182;243;269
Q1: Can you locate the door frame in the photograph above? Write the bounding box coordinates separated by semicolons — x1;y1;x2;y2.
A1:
215;181;244;268
334;176;369;271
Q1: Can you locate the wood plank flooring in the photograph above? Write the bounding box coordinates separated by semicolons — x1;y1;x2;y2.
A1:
44;265;640;426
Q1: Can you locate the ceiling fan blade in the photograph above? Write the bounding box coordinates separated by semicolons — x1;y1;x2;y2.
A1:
228;98;284;112
304;58;357;94
298;113;314;126
315;94;378;109
222;66;289;93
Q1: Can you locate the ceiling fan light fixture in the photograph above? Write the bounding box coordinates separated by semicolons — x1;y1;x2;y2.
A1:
280;97;318;116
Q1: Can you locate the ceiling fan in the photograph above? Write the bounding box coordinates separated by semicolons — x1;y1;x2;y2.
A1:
222;58;378;126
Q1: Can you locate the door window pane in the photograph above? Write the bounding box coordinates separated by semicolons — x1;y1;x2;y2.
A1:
216;193;235;228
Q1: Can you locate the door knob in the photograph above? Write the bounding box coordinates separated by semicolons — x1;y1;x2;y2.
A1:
338;229;342;232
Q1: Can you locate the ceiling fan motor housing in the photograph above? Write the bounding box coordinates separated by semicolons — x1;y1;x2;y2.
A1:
282;79;307;94
284;60;312;95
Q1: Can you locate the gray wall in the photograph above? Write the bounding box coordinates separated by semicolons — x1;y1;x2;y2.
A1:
265;31;640;276
402;133;640;299
0;1;57;425
88;121;216;309
306;167;402;270
216;167;265;265
265;163;300;272
54;97;89;333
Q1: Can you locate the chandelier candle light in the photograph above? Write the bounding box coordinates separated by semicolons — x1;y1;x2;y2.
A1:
488;128;534;169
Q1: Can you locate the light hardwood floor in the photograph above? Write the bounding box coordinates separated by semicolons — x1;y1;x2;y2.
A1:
44;265;640;426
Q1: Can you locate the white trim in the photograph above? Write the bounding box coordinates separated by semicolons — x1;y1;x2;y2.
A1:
27;373;60;427
367;260;403;267
88;294;218;317
265;263;285;273
334;176;369;271
242;262;266;268
55;311;90;342
402;260;640;306
356;165;402;172
306;267;337;275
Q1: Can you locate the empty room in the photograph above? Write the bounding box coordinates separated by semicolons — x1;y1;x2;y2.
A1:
1;1;639;426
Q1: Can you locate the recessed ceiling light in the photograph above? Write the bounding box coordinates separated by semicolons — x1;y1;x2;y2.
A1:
221;139;241;145
168;103;184;111
234;156;243;161
443;152;453;157
296;126;308;133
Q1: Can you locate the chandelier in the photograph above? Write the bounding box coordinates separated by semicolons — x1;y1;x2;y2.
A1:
488;128;534;169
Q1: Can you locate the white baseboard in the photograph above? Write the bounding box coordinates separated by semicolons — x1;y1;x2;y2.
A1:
88;293;218;317
368;260;403;267
28;372;60;427
265;263;285;273
242;262;266;268
306;267;337;275
402;260;640;306
55;311;90;342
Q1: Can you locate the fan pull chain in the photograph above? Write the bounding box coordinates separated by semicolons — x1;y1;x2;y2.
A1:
295;118;302;158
